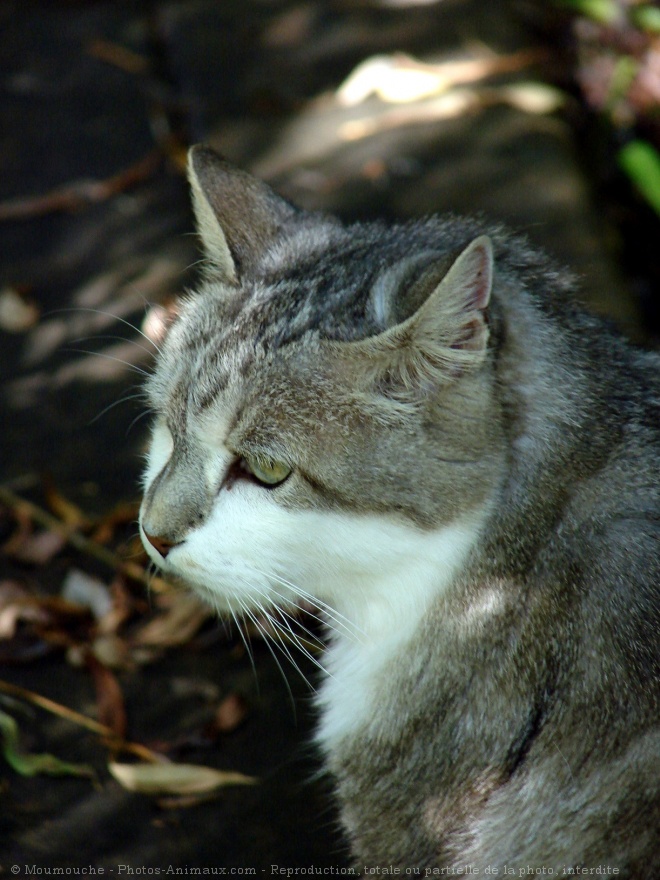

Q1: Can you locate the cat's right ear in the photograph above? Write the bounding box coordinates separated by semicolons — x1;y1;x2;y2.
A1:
334;236;494;402
188;146;298;283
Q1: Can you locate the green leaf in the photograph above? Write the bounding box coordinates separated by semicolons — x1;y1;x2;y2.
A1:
618;140;660;217
556;0;619;24
606;56;639;111
0;709;95;779
631;5;660;34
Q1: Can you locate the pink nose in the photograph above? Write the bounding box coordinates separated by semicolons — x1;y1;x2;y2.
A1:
144;531;177;559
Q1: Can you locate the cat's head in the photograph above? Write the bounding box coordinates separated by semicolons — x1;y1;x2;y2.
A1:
138;147;505;632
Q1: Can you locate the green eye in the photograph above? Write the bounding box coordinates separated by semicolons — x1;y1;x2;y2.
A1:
243;454;292;487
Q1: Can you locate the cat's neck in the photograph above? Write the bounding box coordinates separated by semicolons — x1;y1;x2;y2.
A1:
315;510;488;753
313;296;591;755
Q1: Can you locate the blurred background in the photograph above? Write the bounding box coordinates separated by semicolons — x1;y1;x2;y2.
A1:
0;0;658;869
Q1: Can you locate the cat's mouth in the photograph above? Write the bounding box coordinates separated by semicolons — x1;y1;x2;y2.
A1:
139;524;175;568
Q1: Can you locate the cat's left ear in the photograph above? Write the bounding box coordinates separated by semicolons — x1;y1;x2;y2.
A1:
188;146;299;283
341;236;493;395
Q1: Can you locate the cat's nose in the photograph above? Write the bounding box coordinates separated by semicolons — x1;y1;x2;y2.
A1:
144;531;177;559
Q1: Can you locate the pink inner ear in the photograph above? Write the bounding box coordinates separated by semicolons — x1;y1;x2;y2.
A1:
464;241;493;312
450;315;488;351
445;238;493;354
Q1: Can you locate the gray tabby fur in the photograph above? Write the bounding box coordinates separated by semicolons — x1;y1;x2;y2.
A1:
140;146;660;875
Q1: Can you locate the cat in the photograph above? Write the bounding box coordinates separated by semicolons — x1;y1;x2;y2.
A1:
139;146;660;876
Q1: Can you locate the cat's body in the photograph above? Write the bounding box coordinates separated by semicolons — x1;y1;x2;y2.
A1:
140;147;660;874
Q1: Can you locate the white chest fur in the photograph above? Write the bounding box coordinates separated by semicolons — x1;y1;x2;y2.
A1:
314;517;483;755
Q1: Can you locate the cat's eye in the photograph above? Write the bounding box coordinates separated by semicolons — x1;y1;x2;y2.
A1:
242;454;292;487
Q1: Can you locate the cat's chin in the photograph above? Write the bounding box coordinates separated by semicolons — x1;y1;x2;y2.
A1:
145;549;302;619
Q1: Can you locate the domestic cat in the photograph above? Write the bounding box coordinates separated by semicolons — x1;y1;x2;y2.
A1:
139;146;660;875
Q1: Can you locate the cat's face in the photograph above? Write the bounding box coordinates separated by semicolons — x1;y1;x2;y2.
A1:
139;148;505;633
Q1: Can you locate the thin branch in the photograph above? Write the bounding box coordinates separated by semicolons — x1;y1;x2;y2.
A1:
0;151;161;222
0;679;166;764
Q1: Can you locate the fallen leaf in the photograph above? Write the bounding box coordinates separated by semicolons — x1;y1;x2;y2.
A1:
95;576;139;638
213;692;249;734
109;760;256;795
90;633;132;669
0;678;167;765
156;792;226;809
61;568;112;620
10;528;67;565
336;49;544;107
29;596;93;650
0;709;95;779
498;82;565;115
0;581;92;648
132;590;212;649
170;676;220;701
87;39;149;74
0;580;49;639
87;652;127;739
1;506;35;557
0;287;39;332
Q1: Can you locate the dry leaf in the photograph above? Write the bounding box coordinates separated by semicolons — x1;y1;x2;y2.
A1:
0;287;39;332
498;82;565;115
0;580;94;649
61;569;112;620
87;39;149;75
1;507;35;557
90;633;132;669
337;53;451;106
9;529;67;565
336;49;544;107
0;580;49;639
109;760;256;795
213;692;249;734
133;591;212;649
86;653;127;738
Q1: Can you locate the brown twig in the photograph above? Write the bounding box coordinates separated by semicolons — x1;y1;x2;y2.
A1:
0;678;166;764
0;151;161;222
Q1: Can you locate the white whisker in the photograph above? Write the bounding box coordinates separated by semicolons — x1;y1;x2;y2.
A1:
73;333;159;361
249;565;362;642
254;600;315;692
268;606;329;679
125;408;154;436
53;306;164;355
262;584;327;650
225;594;260;696
63;347;151;378
88;389;149;426
238;597;297;713
265;571;364;641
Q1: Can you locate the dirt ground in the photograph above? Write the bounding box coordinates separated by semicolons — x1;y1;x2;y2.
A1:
0;0;657;872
